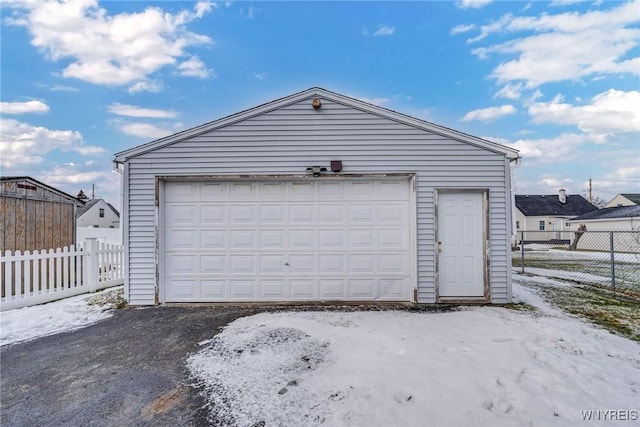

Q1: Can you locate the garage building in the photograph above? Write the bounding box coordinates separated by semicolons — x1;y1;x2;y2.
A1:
113;88;520;305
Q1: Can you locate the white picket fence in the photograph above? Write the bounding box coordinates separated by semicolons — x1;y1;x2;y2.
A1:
0;238;124;311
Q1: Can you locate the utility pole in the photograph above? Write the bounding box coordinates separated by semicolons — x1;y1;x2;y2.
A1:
92;183;95;199
588;178;592;203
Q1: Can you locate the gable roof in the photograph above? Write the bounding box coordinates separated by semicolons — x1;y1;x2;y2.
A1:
515;194;597;217
75;198;120;219
113;87;520;163
1;176;83;205
619;194;640;204
572;205;640;221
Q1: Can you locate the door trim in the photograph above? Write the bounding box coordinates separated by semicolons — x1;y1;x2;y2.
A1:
434;189;490;303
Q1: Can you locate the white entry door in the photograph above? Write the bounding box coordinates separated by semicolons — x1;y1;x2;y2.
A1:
437;192;485;298
162;179;413;302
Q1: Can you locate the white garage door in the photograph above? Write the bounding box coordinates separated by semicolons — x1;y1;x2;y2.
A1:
162;178;413;302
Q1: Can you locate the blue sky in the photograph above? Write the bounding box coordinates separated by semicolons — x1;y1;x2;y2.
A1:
1;0;638;209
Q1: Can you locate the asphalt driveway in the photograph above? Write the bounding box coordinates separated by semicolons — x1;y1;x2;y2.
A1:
0;306;259;427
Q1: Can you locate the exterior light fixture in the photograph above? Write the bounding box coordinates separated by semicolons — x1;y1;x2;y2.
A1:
306;166;327;177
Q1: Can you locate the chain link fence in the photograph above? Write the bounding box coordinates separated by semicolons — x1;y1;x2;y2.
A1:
513;230;640;295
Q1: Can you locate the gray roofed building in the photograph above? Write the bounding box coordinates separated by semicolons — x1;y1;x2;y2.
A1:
514;194;597;217
572;205;640;221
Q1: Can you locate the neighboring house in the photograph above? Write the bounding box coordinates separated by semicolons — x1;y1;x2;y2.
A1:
605;193;640;208
569;205;640;253
113;87;520;306
515;190;597;241
0;176;84;252
75;198;120;228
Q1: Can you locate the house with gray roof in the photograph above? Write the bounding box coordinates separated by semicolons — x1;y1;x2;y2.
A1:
514;189;597;241
605;193;640;208
75;198;120;229
568;205;640;253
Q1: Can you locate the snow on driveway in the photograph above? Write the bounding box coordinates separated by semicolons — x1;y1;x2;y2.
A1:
0;287;120;346
188;283;640;426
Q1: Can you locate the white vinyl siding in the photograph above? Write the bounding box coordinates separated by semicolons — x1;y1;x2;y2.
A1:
124;97;513;305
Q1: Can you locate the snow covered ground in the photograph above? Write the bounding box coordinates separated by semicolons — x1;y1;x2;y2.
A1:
188;281;640;426
2;280;638;426
0;287;121;346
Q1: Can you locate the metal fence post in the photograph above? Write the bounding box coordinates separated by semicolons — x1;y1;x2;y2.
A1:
521;231;525;274
609;231;616;291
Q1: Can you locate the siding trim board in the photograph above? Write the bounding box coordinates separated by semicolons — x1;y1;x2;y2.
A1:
117;87;519;306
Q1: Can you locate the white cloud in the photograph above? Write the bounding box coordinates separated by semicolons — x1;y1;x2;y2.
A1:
128;80;164;94
468;1;640;88
450;24;476;35
528;89;640;137
494;83;524;100
0;100;49;114
5;1;214;87
119;122;172;139
456;0;493;9
373;25;395;37
253;72;268;81
108;103;178;119
537;177;574;189
40;164;122;205
506;133;587;161
177;55;214;78
462;104;516;121
0;118;103;168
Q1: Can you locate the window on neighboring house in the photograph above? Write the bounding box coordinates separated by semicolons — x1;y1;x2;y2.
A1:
565;222;570;227
99;208;105;218
539;220;545;231
516;221;520;229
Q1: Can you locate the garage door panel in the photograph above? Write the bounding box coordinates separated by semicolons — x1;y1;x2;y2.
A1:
229;230;255;248
201;230;225;248
378;254;407;273
229;183;253;199
289;205;315;223
260;280;285;298
259;205;286;223
290;279;315;298
348;254;375;273
349;229;375;247
317;205;344;223
166;279;199;300
289;254;315;272
166;255;198;274
165;229;197;250
318;229;345;248
201;255;225;273
379;229;406;248
348;279;376;299
229;280;255;298
166;205;197;224
380;278;406;298
229;255;255;273
229;205;256;223
259;230;286;248
319;254;345;272
259;255;286;273
319;279;345;299
165;183;198;202
348;204;375;223
290;230;314;248
201;280;225;298
163;179;412;302
201;205;224;223
201;182;226;197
